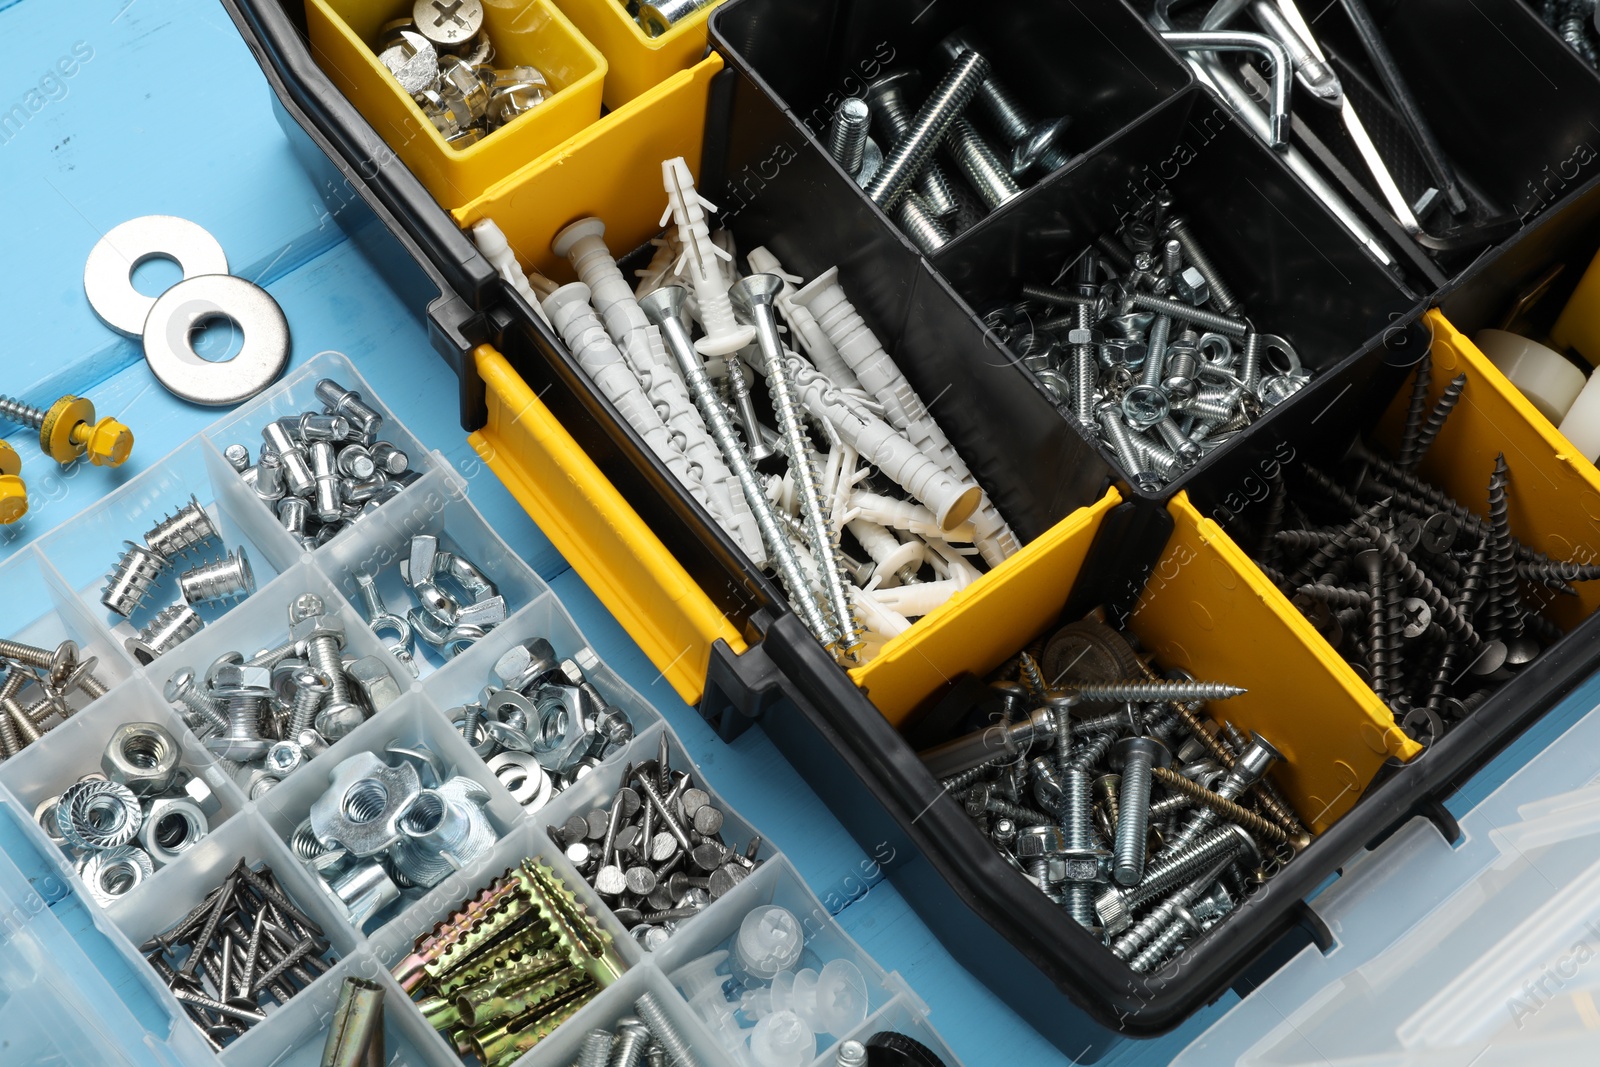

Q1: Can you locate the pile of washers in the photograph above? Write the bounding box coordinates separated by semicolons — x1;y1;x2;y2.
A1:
83;214;289;407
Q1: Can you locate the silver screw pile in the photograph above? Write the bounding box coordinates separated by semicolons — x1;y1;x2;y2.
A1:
0;638;111;759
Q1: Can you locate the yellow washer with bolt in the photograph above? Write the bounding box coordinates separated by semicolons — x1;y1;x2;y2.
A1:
0;438;28;524
0;393;133;467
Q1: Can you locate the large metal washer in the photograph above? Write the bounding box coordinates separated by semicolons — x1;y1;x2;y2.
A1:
83;215;229;337
141;274;290;406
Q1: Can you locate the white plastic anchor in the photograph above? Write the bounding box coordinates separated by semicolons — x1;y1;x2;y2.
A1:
849;489;976;543
925;538;983;589
788;355;981;533
542;282;709;509
552;217;766;564
633;235;680;298
871;578;961;619
746;246;863;390
470;219;552;329
847;518;925;588
792;267;1021;566
659;157;756;356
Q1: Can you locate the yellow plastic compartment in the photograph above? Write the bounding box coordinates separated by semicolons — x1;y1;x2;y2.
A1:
1134;495;1418;833
557;0;725;109
471;344;744;706
306;0;605;208
851;491;1121;725
455;53;722;276
1374;311;1600;632
1551;244;1600;366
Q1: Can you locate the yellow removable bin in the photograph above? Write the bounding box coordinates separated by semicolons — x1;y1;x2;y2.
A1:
455;54;723;277
554;0;726;110
306;0;606;208
1371;311;1600;632
1134;495;1418;833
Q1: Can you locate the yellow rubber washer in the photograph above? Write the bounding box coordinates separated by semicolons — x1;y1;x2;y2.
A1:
39;395;94;465
0;440;27;524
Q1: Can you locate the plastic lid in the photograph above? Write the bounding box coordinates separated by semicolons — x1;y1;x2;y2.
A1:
735;905;804;980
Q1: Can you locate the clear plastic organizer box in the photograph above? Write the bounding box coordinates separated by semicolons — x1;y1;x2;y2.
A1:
0;352;962;1067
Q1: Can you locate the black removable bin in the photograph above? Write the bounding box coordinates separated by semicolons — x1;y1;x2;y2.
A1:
220;0;1600;1054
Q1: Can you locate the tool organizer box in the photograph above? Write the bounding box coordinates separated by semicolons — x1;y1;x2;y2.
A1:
216;0;1600;1053
0;351;962;1067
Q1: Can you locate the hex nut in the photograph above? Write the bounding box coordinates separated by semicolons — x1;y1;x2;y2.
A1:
346;656;401;713
102;722;181;797
81;846;154;907
138;796;209;866
183;774;215;811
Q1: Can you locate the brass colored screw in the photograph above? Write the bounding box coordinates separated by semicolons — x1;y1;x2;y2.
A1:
1151;766;1301;849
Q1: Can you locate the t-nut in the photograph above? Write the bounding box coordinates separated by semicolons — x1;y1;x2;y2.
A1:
102;722;181;797
138;795;209;865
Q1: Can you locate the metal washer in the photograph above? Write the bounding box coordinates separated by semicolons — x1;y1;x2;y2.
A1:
142;274;290;406
83;215;229;337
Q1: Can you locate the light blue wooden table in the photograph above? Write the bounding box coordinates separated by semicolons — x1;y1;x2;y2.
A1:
2;3;1587;1064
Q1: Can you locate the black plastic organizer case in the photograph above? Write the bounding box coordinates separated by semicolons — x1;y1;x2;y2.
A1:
219;0;1600;1054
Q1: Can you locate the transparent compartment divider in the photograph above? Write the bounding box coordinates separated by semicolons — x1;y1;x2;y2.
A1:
422;591;663;743
31;437;295;650
363;819;645;981
201;432;307;577
201;351;439;559
0;545;139;709
251;691;528;936
508;963;745;1067
315;464;547;678
653;856;900;1064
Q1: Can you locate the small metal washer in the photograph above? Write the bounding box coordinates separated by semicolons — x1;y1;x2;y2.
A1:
84;215;229;337
142;274;289;406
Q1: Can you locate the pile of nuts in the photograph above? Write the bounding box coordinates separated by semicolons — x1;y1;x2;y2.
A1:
372;0;549;147
988;195;1307;492
101;494;256;664
1224;354;1600;745
550;734;762;950
921;616;1309;974
36;720;217;905
162;592;402;796
225;377;417;550
0;637;109;758
351;533;507;674
291;748;498;931
445;637;635;808
393;856;625;1066
140;860;335;1052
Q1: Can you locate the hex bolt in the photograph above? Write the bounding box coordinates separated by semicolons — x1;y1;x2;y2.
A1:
179;548;257;606
102;540;169;618
315;379;382;437
826;97;872;177
1164;215;1239;314
0;392;134;467
865;50;990;213
943;116;1022;209
641;286;838;647
207;686;273;762
1109;736;1171;886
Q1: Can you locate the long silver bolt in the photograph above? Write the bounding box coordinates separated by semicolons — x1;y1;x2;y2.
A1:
1141;314;1173;389
1125;291;1248;337
1162;732;1280;856
733;275;862;657
864;71;961;217
1060;765;1096;927
1070;254;1100;427
827;97;872;177
943;117;1022;209
1165;215;1240;314
635;991;700;1067
866;51;990;213
934;31;1072;176
1130;823;1259;911
1109;736;1171;886
1111;856;1232;960
640;286;838;647
1097;403;1160;494
1130;903;1203;973
896;194;951;254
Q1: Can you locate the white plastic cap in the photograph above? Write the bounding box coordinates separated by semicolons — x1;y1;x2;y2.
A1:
748;1010;815;1067
734;905;804;981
